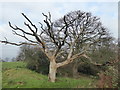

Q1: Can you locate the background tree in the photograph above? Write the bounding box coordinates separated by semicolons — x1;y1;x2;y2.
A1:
78;39;118;74
53;11;115;77
0;10;112;82
17;45;49;74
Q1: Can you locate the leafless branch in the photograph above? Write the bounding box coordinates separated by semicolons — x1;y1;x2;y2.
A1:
21;13;38;33
9;22;33;36
0;40;37;46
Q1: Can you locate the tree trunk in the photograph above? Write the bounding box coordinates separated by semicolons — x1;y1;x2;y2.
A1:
72;61;84;78
48;61;57;82
72;62;79;78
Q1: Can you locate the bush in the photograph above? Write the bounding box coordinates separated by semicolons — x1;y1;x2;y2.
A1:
17;45;49;75
78;63;101;76
104;65;118;87
26;47;49;75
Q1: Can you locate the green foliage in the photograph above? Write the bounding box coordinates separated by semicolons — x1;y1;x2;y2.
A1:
2;62;97;88
57;64;74;77
78;43;118;76
78;63;100;76
17;45;49;75
104;65;118;87
89;47;117;64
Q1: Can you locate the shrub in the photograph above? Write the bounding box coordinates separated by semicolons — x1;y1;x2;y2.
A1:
17;45;49;75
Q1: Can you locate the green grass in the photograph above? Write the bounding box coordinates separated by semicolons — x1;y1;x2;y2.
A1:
2;62;26;69
2;61;97;88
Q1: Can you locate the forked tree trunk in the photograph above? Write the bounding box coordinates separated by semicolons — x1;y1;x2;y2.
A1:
48;53;86;82
48;61;57;82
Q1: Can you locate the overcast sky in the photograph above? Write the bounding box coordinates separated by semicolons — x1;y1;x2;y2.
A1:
0;1;118;60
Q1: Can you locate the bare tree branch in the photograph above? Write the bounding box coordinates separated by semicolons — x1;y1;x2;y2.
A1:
0;40;37;46
9;22;33;36
12;29;38;44
21;13;38;33
57;52;86;68
9;13;46;51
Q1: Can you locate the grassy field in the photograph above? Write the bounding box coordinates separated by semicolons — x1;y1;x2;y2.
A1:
2;61;97;88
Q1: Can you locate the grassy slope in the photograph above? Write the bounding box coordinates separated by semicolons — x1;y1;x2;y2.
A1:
2;62;97;88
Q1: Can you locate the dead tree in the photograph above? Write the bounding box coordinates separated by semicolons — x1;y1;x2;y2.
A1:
0;10;112;82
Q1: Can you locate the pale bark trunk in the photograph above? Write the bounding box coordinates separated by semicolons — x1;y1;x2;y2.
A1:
48;53;88;82
48;61;57;82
